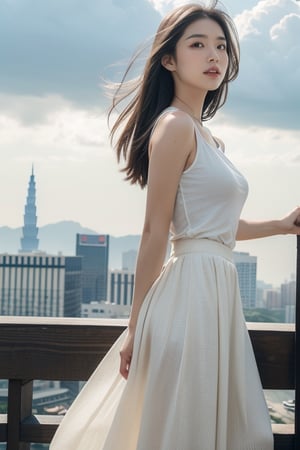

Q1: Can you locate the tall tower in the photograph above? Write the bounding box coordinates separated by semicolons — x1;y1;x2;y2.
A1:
20;165;39;253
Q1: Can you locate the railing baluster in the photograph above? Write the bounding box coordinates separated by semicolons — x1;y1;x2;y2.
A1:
295;235;300;449
7;379;33;450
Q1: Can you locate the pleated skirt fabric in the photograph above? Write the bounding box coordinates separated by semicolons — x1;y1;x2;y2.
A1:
50;238;274;450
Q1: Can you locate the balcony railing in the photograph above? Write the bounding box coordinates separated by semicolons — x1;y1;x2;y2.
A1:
0;316;297;450
0;236;299;450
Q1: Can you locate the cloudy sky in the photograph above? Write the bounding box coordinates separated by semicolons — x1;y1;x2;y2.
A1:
0;0;299;285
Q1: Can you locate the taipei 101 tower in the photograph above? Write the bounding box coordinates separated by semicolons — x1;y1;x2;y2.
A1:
20;166;39;252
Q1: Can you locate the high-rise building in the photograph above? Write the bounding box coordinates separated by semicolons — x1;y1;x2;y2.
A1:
281;279;296;307
107;269;134;306
122;249;137;272
233;251;257;308
20;166;39;253
0;253;81;317
285;305;296;323
256;280;273;309
265;289;281;310
76;234;109;303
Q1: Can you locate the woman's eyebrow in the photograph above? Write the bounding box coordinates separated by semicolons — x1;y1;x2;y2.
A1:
185;33;226;41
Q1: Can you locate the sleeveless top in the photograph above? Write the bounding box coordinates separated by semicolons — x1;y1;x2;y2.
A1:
151;107;249;249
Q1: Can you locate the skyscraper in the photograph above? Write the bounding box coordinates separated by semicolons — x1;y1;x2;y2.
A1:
281;278;296;308
107;269;135;306
233;251;257;308
122;249;137;272
20;166;39;253
76;234;109;303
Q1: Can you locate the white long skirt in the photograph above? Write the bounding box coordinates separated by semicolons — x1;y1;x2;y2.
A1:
50;238;274;450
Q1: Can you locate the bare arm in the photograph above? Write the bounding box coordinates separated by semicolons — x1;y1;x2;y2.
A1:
119;111;195;378
236;207;300;241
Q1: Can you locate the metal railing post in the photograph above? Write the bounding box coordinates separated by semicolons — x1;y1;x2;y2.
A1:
295;235;300;449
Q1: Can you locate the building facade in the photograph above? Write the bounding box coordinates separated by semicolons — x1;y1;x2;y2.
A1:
107;269;134;306
233;251;257;309
0;253;81;317
76;234;109;303
281;278;296;323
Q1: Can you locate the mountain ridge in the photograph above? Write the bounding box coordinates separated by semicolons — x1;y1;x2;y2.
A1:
0;221;140;270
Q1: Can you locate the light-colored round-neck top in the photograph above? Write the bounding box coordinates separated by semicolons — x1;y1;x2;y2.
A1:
151;107;248;249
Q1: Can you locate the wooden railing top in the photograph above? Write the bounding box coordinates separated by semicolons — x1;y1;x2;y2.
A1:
0;316;129;326
0;317;295;386
0;315;294;330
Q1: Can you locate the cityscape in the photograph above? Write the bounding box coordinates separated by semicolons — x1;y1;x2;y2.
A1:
0;168;296;323
0;168;296;449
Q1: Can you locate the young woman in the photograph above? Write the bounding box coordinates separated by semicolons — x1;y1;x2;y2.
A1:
50;3;300;449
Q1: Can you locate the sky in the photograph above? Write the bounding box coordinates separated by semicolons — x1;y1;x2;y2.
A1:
0;0;299;286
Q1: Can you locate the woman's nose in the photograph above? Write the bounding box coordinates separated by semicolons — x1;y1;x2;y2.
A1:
208;54;219;63
207;47;219;63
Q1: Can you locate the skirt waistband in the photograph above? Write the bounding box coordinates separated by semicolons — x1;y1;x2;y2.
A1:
171;239;233;262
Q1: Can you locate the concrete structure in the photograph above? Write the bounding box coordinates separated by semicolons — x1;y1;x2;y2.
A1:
76;234;109;303
0;253;81;317
233;251;257;309
0;387;70;414
81;301;130;318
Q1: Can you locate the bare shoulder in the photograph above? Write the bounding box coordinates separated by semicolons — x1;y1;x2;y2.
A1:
146;110;196;212
149;109;195;156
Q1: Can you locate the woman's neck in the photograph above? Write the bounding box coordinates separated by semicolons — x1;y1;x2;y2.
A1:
172;93;205;126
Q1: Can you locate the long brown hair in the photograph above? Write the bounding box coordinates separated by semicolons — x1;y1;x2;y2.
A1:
108;2;240;188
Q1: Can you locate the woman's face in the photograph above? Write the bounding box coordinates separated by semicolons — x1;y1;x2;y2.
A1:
168;18;229;93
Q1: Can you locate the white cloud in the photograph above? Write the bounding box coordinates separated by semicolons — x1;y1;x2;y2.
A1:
148;0;259;15
0;96;108;161
1;0;298;129
0;0;160;105
225;0;300;128
271;11;300;42
0;93;74;125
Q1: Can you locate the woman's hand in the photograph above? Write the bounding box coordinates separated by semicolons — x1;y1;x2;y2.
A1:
119;329;135;379
279;206;300;234
237;206;300;241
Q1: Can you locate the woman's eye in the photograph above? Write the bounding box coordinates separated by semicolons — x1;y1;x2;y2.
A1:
191;42;203;48
218;44;227;50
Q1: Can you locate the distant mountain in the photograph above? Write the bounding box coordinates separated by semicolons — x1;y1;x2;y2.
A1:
0;221;140;270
